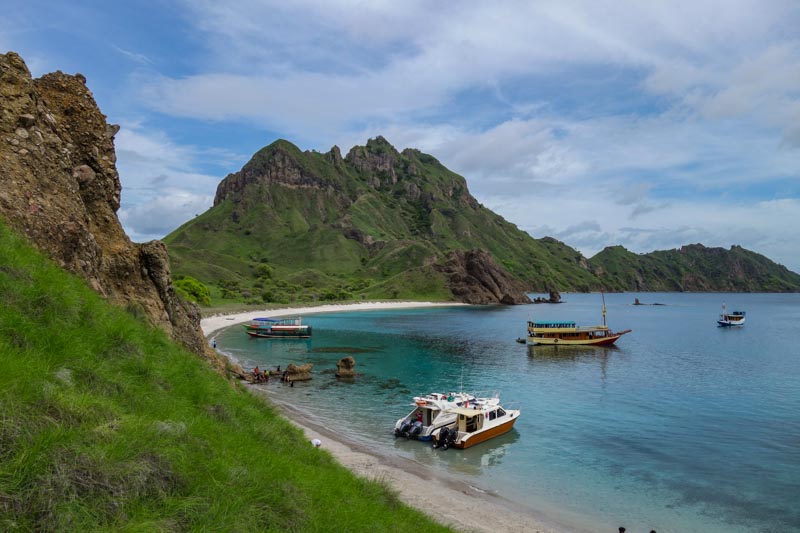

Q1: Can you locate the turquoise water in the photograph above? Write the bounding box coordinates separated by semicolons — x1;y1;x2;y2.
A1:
215;293;800;532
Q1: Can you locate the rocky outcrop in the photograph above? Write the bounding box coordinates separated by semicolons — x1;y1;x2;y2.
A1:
0;52;214;363
532;290;561;304
345;136;400;188
283;363;313;382
335;356;356;378
214;142;345;206
434;249;532;304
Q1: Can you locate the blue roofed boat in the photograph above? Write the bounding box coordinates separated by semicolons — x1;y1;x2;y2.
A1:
718;304;746;327
243;317;312;338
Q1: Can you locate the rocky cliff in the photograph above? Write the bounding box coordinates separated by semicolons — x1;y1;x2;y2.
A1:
0;52;213;361
434;249;531;304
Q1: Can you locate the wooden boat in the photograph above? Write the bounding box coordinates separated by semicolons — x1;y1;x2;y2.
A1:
432;395;519;450
717;304;745;327
527;294;630;346
393;392;475;441
243;317;312;338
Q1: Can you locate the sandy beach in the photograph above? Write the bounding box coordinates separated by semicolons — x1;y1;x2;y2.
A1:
201;302;567;533
201;301;467;337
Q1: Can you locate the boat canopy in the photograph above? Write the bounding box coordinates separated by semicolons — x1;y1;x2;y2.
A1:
253;318;279;322
529;321;576;328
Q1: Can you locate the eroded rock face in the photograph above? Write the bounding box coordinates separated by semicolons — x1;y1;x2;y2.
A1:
0;52;212;362
434;249;532;305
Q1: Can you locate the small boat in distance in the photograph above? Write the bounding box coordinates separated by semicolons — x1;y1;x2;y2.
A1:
243;317;312;338
527;293;631;346
393;392;475;441
432;395;520;450
718;304;746;327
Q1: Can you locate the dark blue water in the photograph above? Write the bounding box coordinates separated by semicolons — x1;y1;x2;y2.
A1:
215;293;800;532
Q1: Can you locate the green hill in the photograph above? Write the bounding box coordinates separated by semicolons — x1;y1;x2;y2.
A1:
589;244;800;291
165;137;800;301
164;137;598;304
0;221;449;531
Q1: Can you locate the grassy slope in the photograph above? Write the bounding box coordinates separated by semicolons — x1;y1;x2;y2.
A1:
0;222;450;532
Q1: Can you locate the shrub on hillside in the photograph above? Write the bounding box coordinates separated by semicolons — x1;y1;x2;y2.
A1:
175;276;211;306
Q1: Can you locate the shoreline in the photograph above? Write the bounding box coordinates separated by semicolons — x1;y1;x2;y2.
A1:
201;301;569;533
201;301;467;337
255;386;564;533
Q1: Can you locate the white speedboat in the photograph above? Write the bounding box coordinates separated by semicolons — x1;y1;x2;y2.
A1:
432;395;520;450
393;392;475;441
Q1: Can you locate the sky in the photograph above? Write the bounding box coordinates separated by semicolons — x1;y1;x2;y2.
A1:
3;0;800;272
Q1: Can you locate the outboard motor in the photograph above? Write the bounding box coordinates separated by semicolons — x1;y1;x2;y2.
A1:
395;419;412;438
433;427;449;449
408;420;423;438
438;426;457;450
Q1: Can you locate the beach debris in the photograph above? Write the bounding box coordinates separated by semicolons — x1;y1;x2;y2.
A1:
335;356;357;378
311;438;322;448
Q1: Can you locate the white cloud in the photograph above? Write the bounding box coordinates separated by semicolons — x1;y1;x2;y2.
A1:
131;1;800;269
114;125;217;241
113;46;152;65
119;190;212;242
494;194;800;271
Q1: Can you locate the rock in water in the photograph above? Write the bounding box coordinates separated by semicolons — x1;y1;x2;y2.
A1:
285;363;313;382
336;356;356;378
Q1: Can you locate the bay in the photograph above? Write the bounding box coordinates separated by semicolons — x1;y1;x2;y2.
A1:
215;293;800;532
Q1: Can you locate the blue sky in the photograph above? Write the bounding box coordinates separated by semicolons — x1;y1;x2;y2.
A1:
4;0;800;271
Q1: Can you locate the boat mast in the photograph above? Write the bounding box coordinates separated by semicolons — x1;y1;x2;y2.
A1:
601;291;607;327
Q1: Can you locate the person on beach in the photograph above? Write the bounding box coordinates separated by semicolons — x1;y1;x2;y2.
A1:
211;339;217;349
618;528;625;533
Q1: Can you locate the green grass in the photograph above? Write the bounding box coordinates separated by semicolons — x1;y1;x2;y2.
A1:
0;222;451;532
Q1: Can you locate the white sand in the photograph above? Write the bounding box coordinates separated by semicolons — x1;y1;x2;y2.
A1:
201;302;570;533
201;301;466;337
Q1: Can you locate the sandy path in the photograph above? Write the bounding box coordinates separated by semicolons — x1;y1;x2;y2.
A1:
201;302;572;533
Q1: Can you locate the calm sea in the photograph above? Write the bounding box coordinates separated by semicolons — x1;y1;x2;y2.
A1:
215;293;800;532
